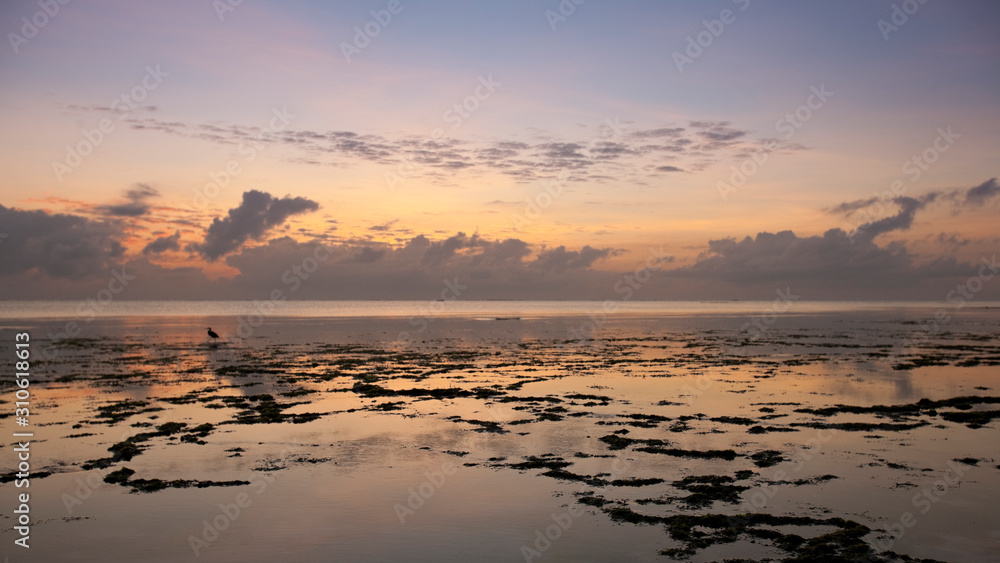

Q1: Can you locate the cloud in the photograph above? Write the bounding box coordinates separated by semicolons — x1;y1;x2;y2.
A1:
965;177;999;205
1;203;993;300
935;233;970;246
631;127;685;139
852;195;935;242
833;179;999;217
207;229;991;301
346;246;385;263
96;184;160;217
829;178;998;240
586;142;637;160
664;228;981;300
655;165;684;173
826;197;881;215
419;232;487;266
369;220;399;232
110;110;771;185
142;230;181;255
535;142;589;160
212;233;619;300
0;204;124;278
690;120;749;142
530;245;612;273
675;229;908;282
188;190;319;261
488;238;532;263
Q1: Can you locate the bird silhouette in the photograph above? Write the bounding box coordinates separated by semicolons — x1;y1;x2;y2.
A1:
207;327;220;340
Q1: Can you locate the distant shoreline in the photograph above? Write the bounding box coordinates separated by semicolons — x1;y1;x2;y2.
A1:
1;299;998;321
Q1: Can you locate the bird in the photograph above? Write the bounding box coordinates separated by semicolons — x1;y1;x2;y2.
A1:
207;327;220;340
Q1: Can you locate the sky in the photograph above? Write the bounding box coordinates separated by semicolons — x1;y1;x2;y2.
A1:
1;0;998;300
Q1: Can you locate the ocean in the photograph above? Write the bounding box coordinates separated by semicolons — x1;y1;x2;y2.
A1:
0;302;998;561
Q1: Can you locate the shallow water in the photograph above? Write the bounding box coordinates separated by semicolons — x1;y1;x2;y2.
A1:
1;306;998;562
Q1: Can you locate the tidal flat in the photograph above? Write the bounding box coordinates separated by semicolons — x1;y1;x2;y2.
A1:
1;309;998;562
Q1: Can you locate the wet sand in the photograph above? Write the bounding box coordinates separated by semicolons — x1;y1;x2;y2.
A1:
1;309;999;562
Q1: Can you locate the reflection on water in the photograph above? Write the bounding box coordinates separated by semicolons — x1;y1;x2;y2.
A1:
0;310;998;562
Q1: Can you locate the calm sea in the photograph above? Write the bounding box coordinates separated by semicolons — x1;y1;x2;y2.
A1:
1;300;995;320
